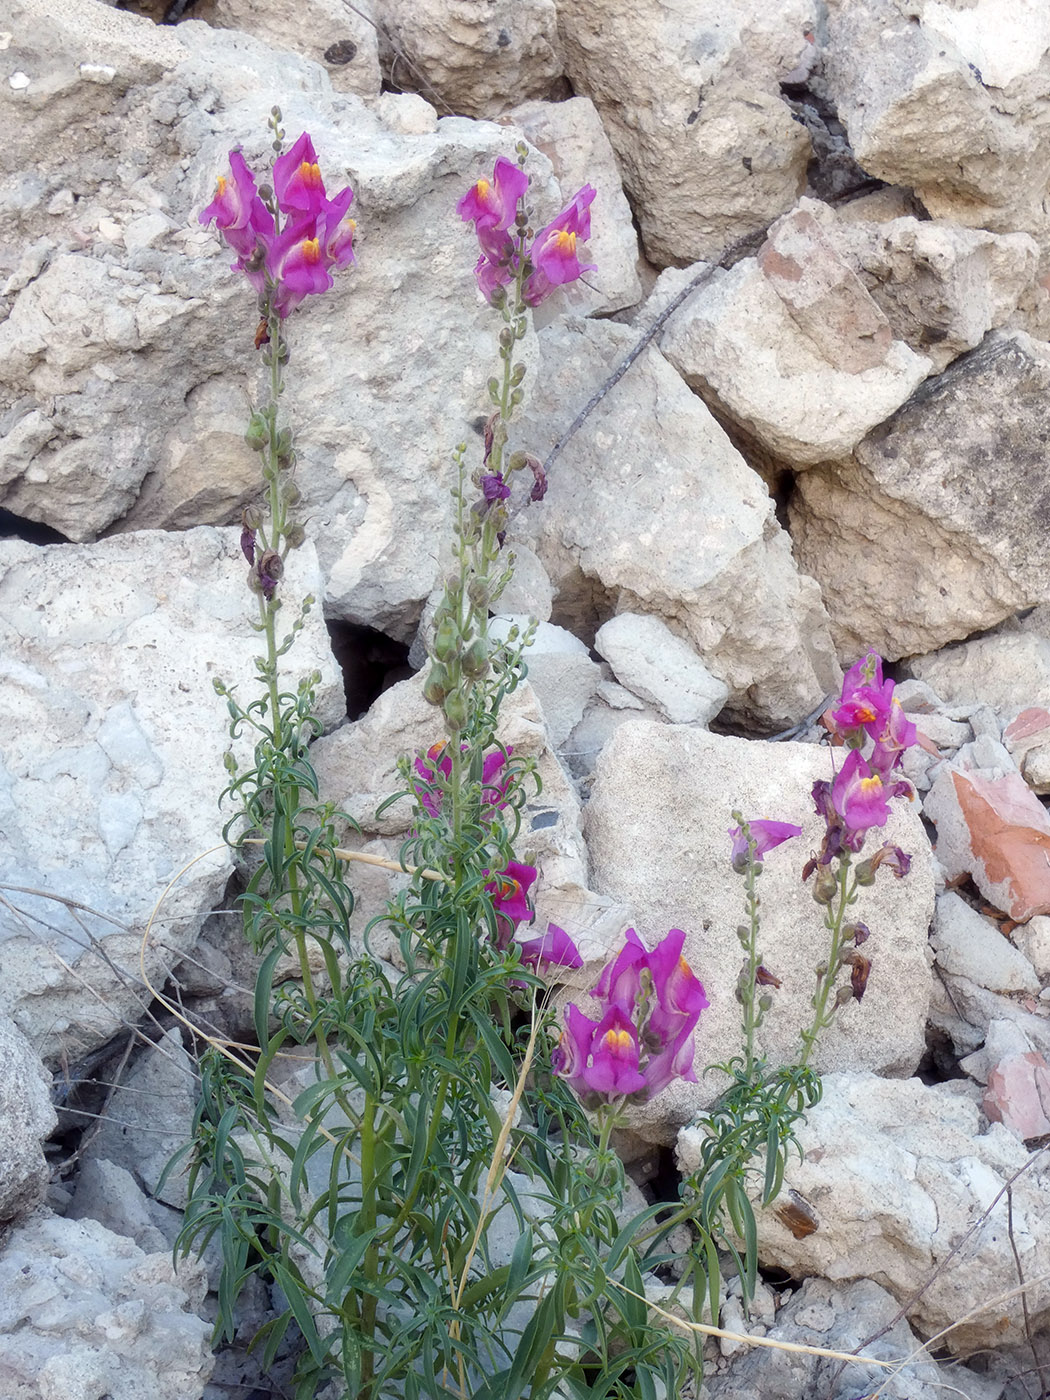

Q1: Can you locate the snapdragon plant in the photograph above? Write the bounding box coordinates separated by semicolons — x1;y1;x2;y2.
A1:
176;113;921;1400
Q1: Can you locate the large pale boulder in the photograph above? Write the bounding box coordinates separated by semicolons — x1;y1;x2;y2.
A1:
0;1212;212;1400
679;1072;1050;1354
556;0;812;267
374;0;562;118
0;529;342;1060
658;212;933;467
0;8;573;640
583;723;935;1144
514;317;841;729
195;0;382;98
0;1014;55;1226
824;0;1050;237
791;332;1050;661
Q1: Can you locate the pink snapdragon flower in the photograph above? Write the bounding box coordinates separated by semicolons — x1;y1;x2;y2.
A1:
517;921;583;972
830;648;917;775
413;743;512;819
200;135;355;320
554;927;708;1104
458;158;597;307
728;819;803;871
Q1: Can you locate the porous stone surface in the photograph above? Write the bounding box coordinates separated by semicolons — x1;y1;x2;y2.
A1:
792;333;1050;661
557;0;813;266
594;613;730;726
374;0;562;118
824;0;1050;237
681;1071;1050;1354
0;1013;56;1225
515;318;842;729
584;724;934;1143
658;237;932;467
0;529;342;1060
930;892;1040;994
0;1211;213;1400
198;0;382;98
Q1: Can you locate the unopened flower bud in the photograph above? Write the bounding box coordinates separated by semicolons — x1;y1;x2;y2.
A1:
812;865;837;905
488;377;501;405
736;924;751;948
422;663;451;706
510;386;524;406
467;577;491;608
461;639;490;679
242;504;263;531
854;859;877;886
281;480;302;507
443;688;468;731
759;994;774;1013
499;327;514;351
284;523;306;549
835;984;855;1008
510;363;526;386
244;414;269;452
432;617;460;663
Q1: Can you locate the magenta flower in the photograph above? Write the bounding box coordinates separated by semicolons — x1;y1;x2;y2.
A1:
486;860;537;944
458;159;597;308
522;186;597;307
457;157;528;261
554;927;708;1104
517;921;583;972
200;135;355;321
831;649;917;774
273;132;328;217
728;819;803;871
199;149;275;265
413;742;511;819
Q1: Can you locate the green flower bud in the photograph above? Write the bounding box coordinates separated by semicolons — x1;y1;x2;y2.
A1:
759;994;774;1013
422;664;450;706
242;504;263;531
854;859;876;886
432;617;460;663
499;327;514;351
244;414;269;452
812;865;837;905
510;386;524;406
835;984;855;1008
510;363;526;386
736;924;751;949
281;480;302;507
461;639;490;679
443;688;468;731
488;377;501;405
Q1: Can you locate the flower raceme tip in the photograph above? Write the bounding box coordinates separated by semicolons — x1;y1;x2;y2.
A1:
458;158;598;307
729;819;802;872
200;132;355;319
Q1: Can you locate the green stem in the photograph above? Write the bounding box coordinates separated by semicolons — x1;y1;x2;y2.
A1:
358;1091;379;1396
798;857;857;1069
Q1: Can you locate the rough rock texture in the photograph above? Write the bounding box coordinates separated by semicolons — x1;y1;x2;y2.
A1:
593;613;729;726
0;1014;56;1225
984;1051;1050;1139
681;1071;1050;1354
925;750;1050;922
930;892;1040;994
0;529;342;1060
792;333;1050;660
812;201;1039;372
584;724;934;1143
197;0;382;98
705;1277;990;1400
0;1211;213;1400
489;618;602;750
508;97;642;317
908;631;1050;722
825;0;1050;236
658;238;932;467
81;1028;199;1210
0;7;572;638
375;0;562;118
557;0;812;266
515;318;842;729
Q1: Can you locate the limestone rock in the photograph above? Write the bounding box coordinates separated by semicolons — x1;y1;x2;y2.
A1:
811;201;1039;372
681;1072;1050;1353
0;1211;213;1400
658;240;932;467
0;529;342;1060
508;96;642;317
984;1051;1050;1140
0;1013;56;1225
198;0;382;98
824;0;1050;236
515;317;841;729
374;0;562;118
557;0;812;266
594;613;729;726
584;724;934;1144
489;618;602;750
925;748;1050;921
930;892;1040;995
908;633;1050;723
791;333;1050;661
80;1028;199;1210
